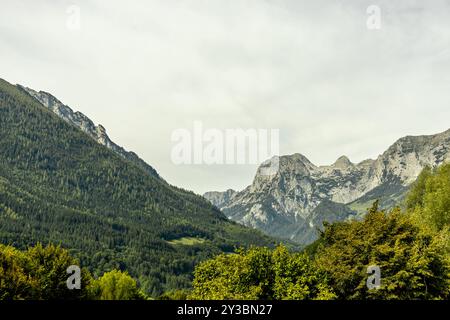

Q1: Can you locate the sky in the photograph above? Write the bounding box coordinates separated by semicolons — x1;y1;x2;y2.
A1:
1;0;450;194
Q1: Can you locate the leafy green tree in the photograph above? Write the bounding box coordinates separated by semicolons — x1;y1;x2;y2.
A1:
25;243;92;300
88;270;147;300
407;163;450;231
314;203;450;300
0;243;92;300
406;166;433;211
158;289;190;300
190;248;269;300
272;246;336;300
190;246;335;300
0;245;36;300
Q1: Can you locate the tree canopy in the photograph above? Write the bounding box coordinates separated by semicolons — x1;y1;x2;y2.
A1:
190;246;335;300
0;243;150;300
314;203;450;299
407;163;450;232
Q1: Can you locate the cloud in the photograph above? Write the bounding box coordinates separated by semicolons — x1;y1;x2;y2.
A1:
1;0;450;194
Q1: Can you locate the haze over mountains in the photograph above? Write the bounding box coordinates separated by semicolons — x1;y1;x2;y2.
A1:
205;129;450;245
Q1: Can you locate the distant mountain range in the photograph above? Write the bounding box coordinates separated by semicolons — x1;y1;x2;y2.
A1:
204;129;450;246
0;78;274;296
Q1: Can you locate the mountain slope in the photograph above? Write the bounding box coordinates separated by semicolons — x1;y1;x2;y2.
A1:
0;78;275;296
17;85;161;180
205;129;450;246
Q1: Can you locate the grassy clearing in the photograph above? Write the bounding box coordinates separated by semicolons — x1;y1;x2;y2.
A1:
167;237;207;246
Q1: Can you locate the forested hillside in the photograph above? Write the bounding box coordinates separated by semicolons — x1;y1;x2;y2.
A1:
0;78;275;296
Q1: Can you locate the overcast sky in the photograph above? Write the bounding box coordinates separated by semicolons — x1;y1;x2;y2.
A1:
1;0;450;194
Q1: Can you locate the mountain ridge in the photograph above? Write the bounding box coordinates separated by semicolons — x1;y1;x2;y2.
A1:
16;84;161;180
204;128;450;245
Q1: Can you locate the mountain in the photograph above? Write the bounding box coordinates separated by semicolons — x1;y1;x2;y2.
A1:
203;189;237;208
0;78;275;296
17;85;161;180
204;129;450;246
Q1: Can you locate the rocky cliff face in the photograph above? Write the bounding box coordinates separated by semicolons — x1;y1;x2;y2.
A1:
203;189;237;208
17;85;161;179
204;129;450;245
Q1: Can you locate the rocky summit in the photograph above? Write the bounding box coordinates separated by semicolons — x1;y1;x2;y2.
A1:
204;129;450;246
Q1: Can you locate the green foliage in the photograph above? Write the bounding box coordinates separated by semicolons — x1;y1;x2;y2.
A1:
190;245;335;300
0;245;35;300
406;166;433;210
88;270;147;300
0;79;274;296
314;203;450;300
0;243;153;300
167;237;207;246
0;243;91;300
272;246;336;300
158;289;190;300
407;163;450;231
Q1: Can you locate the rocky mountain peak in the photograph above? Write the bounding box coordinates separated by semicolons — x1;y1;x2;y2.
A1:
332;155;353;169
278;153;316;174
